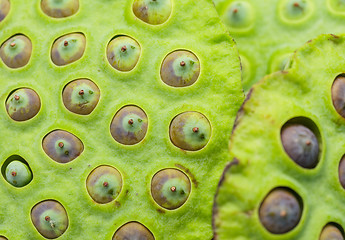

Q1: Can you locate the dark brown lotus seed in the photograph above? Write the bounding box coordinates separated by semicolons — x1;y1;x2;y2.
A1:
41;0;79;18
31;200;68;239
332;75;345;119
86;165;122;204
6;88;41;121
281;124;319;168
0;35;32;68
170;111;211;151
62;79;100;115
151;168;191;210
51;33;86;66
0;0;10;22
338;155;345;190
113;222;154;240
132;0;172;25
110;105;148;145
320;224;344;240
161;50;200;87
259;188;302;234
42;130;84;163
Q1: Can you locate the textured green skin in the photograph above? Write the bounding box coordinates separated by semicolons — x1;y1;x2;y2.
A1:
0;0;243;239
213;34;345;239
213;0;345;92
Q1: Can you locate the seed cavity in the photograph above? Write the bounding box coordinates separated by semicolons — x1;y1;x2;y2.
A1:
31;200;69;239
161;50;200;87
110;105;148;145
151;168;191;210
259;188;302;234
1;155;33;188
86;165;122;204
6;88;41;121
42;130;84;163
281;117;320;169
107;36;141;72
132;0;172;25
170;111;211;151
0;34;32;68
41;0;79;18
332;75;345;119
62;78;100;115
112;221;155;240
320;223;345;240
222;1;255;32
279;0;314;24
0;0;10;22
51;33;86;66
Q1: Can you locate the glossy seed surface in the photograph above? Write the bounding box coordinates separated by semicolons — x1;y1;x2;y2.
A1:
0;35;32;68
5;160;32;187
132;0;172;25
41;0;79;18
113;222;154;240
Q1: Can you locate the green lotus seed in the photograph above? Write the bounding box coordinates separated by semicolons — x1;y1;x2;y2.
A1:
42;130;84;163
279;0;314;24
6;88;41;122
62;79;100;115
41;0;79;18
106;36;141;72
332;75;345;119
281;123;319;169
160;50;200;87
327;0;345;15
259;188;302;234
169;111;211;151
113;222;154;240
151;168;191;210
51;33;86;66
86;165;122;204
0;0;10;22
132;0;172;25
31;200;68;239
110;105;148;145
320;224;344;240
222;1;255;32
5;160;32;187
0;34;32;68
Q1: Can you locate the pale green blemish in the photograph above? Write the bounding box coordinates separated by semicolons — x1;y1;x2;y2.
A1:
122;113;144;133
5;160;32;187
172;56;198;83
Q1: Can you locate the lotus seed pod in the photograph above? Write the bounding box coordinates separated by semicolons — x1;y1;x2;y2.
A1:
160;50;200;87
110;105;148;145
31;200;68;239
5;160;32;187
259;188;302;234
0;0;10;22
170;111;211;151
41;0;79;18
62;79;100;115
320;224;344;240
222;1;255;32
0;0;243;238
5;88;41;121
86;165;122;204
151;168;191;210
213;34;345;239
107;36;141;72
42;130;84;163
113;222;154;240
51;33;85;66
0;35;32;68
281;124;319;169
132;0;172;25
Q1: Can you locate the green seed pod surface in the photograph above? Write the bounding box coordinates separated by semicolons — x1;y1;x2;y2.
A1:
86;165;123;204
107;36;141;72
0;34;32;68
41;0;79;18
5;88;41;121
320;224;344;240
5;160;32;187
0;0;10;22
113;221;154;240
62;78;100;115
51;33;85;66
0;0;243;239
213;34;345;239
213;0;345;91
132;0;172;25
31;200;69;239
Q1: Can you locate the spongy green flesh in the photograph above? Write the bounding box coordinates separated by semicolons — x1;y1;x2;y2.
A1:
0;0;243;239
213;0;345;92
213;34;345;239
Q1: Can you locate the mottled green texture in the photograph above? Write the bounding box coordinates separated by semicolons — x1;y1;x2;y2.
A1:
213;34;345;239
41;0;79;18
5;160;32;187
0;0;243;239
213;0;345;91
0;34;32;68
